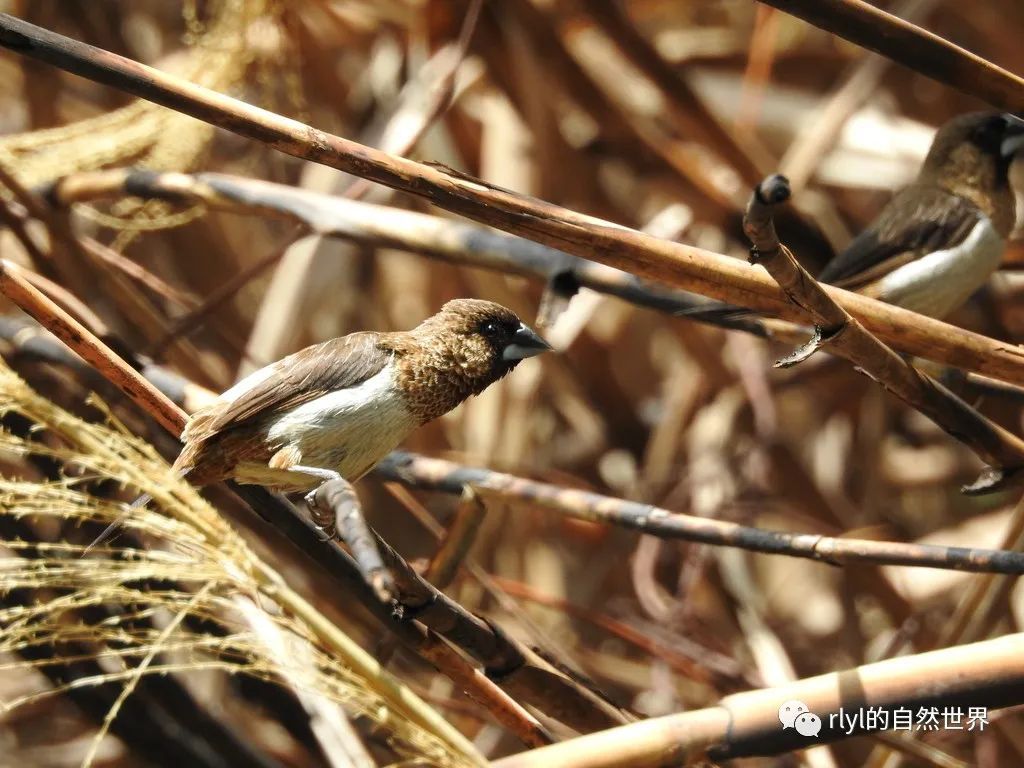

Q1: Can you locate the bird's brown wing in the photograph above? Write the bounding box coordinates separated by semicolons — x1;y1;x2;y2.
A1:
818;185;982;291
184;332;392;443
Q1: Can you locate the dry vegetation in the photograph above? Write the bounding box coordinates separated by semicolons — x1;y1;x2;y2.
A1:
1;1;1024;766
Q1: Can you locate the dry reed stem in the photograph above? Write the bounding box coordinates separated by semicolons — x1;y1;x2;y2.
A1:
4;14;1024;385
759;0;1024;110
374;452;1024;574
491;632;1024;767
41;169;765;336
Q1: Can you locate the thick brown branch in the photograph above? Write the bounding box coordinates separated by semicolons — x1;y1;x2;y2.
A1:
759;0;1024;111
4;15;1024;385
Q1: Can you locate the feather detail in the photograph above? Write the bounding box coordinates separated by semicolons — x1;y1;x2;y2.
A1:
819;185;984;289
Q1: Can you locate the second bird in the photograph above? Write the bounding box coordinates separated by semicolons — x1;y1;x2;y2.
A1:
690;111;1024;321
817;111;1024;318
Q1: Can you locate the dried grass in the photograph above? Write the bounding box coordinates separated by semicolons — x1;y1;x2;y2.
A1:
0;358;481;768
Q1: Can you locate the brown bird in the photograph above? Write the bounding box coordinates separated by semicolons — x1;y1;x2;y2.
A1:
815;111;1024;317
686;111;1024;323
88;299;550;549
177;297;550;491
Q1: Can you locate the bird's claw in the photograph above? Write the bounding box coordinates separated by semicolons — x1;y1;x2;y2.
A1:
305;487;337;540
314;524;336;542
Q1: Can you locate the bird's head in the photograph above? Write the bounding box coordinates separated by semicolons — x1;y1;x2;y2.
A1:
411;298;551;396
922;111;1024;192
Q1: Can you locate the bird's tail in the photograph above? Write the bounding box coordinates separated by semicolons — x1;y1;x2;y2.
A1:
82;466;193;554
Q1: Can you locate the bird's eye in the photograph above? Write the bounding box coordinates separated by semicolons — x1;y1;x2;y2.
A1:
973;119;1004;146
481;320;502;337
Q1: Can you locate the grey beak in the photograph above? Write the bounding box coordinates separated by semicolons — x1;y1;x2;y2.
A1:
1000;113;1024;158
502;323;552;361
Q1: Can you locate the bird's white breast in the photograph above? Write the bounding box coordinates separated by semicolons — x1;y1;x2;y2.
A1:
876;216;1004;317
234;359;418;489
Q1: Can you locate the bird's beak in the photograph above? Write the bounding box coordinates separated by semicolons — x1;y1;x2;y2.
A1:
502;323;552;361
1000;113;1024;158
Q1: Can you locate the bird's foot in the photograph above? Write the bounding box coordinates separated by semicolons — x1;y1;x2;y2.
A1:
304;486;337;540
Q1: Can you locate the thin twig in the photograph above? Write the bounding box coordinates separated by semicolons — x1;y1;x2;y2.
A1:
310;478;395;603
0;259;183;435
425;487;488;591
373;451;1024;574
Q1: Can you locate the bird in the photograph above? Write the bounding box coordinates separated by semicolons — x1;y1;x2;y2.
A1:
688;111;1024;322
87;299;550;549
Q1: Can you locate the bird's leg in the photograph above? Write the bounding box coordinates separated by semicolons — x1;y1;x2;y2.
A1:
296;466;345;539
295;466;395;602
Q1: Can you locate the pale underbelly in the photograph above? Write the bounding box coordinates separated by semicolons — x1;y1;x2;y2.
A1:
874;217;1004;318
229;364;418;491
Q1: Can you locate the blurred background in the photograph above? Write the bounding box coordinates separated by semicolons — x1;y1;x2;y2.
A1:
1;1;1024;766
